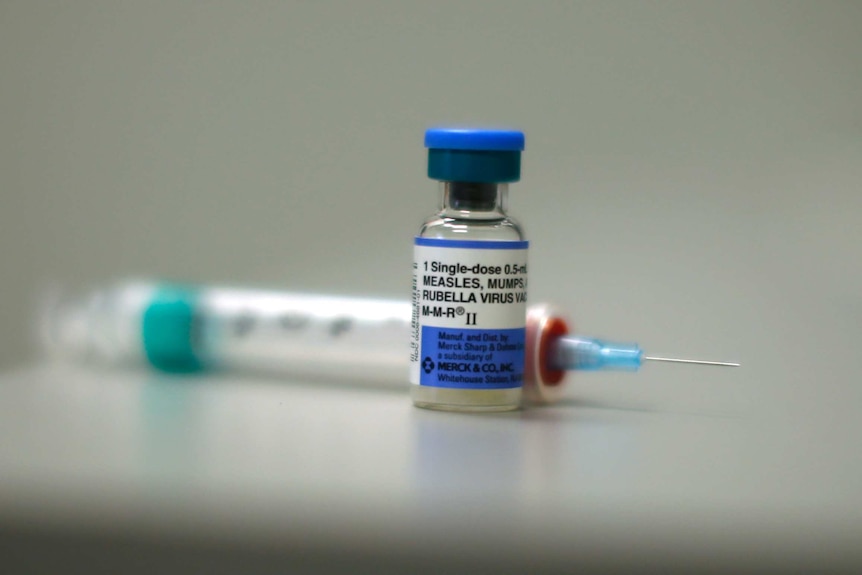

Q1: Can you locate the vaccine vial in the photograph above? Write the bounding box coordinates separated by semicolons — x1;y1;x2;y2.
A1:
410;128;528;412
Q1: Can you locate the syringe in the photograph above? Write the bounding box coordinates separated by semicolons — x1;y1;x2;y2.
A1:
521;305;739;403
40;281;738;404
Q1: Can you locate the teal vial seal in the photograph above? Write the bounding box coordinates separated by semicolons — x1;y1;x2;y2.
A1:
411;127;528;412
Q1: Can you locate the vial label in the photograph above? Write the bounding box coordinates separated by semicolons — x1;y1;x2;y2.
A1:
410;238;528;389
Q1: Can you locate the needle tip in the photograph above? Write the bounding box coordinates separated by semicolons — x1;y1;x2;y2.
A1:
644;356;740;367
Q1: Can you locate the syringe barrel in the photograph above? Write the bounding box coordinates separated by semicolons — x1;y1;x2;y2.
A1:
42;281;575;402
43;282;411;384
193;286;410;382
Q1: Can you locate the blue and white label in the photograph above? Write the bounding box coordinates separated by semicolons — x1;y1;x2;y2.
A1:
410;238;528;389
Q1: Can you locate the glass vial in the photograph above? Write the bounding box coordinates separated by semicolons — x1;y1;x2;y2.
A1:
410;128;528;412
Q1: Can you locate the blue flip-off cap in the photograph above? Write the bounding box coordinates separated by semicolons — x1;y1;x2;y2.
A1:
424;128;525;151
425;127;525;183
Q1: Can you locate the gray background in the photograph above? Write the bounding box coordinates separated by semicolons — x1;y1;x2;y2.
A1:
2;0;860;379
1;3;861;570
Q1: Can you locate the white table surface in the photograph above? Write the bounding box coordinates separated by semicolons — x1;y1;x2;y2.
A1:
1;360;859;572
